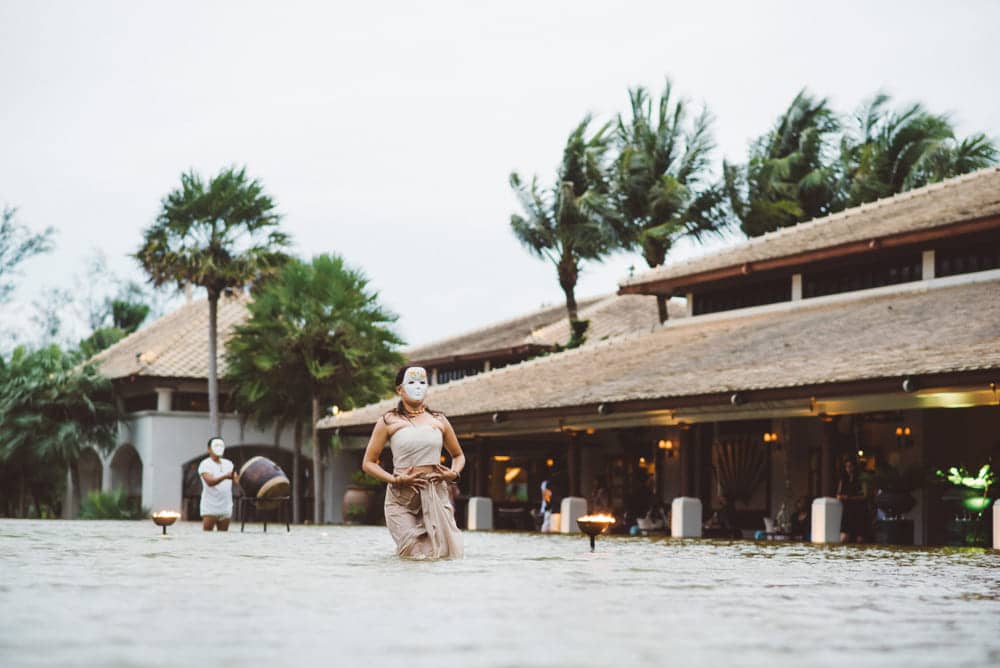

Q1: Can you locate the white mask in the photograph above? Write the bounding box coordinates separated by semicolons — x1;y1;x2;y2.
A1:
401;367;428;402
210;438;225;457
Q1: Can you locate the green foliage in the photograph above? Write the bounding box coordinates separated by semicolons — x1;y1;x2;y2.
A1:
344;504;367;522
79;487;146;520
0;206;55;304
136;165;291;433
510;116;620;323
0;345;120;514
226;253;404;438
79;327;126;359
935;464;994;492
727;89;997;237
111;299;150;334
135;166;290;298
725;89;842;237
350;471;382;489
612;81;728;268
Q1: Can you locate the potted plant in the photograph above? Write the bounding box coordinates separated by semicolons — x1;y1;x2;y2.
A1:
342;471;382;525
868;463;925;545
935;464;995;547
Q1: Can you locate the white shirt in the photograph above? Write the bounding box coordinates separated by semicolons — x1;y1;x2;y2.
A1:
198;456;234;516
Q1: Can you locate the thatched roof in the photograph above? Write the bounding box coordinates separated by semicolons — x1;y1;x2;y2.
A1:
88;293;249;380
321;275;1000;430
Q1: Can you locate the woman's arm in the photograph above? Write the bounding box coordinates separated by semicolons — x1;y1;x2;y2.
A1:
438;416;465;481
200;471;234;487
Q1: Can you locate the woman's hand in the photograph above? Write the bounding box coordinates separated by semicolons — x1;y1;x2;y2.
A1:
393;470;427;489
427;464;458;483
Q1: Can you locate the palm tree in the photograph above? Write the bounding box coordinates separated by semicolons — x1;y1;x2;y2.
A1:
613;82;728;320
841;93;997;206
0;345;119;515
135;166;290;436
510;116;619;337
725;89;841;237
226;254;403;524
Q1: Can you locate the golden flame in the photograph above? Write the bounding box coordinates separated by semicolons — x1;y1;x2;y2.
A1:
152;511;180;519
578;514;615;524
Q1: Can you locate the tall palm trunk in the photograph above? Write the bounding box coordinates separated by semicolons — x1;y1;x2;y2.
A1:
70;463;82;518
557;252;579;323
207;292;220;437
293;420;302;524
311;396;323;524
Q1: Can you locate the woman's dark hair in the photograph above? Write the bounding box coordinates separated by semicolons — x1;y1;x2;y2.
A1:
388;365;442;419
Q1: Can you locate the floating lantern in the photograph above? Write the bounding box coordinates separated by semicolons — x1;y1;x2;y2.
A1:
152;510;180;535
577;513;615;551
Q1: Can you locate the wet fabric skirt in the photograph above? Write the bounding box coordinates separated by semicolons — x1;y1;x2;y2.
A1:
384;475;464;560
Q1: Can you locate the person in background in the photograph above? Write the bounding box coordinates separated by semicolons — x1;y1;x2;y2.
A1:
539;480;554;532
199;437;237;531
837;458;869;543
789;495;811;540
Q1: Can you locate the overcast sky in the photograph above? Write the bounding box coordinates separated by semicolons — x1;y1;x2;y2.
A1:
2;0;998;348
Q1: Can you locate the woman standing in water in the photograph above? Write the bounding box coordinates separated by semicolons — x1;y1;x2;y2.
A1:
361;366;465;559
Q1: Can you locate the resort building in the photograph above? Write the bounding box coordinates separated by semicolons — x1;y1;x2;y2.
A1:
321;167;1000;545
80;293;344;522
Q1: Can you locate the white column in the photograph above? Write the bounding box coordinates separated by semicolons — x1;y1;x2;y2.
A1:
467;497;493;530
155;387;173;412
791;273;803;301
559;497;588;533
102;454;113;493
685;293;694;317
922;250;935;280
993;500;1000;551
430;368;438;385
483;360;491;372
671;497;702;538
811;497;843;544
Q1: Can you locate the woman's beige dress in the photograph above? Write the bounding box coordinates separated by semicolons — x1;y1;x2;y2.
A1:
384;424;464;559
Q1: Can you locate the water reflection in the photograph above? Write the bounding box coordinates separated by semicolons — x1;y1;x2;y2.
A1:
0;520;997;667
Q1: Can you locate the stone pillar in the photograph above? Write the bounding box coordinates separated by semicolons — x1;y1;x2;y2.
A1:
820;420;836;498
155;387;173;412
559;497;588;533
467;497;493;530
993;499;1000;551
685;293;694;317
791;273;803;301
811;497;843;544
671;497;702;538
922;250;935;280
102;455;113;493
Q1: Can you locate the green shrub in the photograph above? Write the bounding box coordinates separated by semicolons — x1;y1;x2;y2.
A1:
79;487;146;520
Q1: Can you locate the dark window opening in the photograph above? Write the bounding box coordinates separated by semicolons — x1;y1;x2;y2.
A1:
936;236;1000;278
435;367;481;385
123;394;157;413
803;252;921;299
172;393;228;412
693;277;791;316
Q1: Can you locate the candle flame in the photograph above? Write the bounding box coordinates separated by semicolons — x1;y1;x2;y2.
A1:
578;514;615;524
152;511;181;519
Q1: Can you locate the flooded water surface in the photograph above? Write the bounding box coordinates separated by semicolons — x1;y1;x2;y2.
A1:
1;520;998;667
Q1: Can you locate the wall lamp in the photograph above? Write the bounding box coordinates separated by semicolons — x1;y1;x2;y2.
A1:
658;439;675;458
895;425;913;449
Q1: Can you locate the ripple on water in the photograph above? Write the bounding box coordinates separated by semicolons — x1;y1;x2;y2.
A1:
1;519;999;668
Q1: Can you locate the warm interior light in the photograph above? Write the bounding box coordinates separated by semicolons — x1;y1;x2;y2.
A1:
763;432;778;443
639;457;646;465
331;405;340;416
578;513;615;524
658;439;674;450
857;450;864;457
546;458;554;467
493;455;511;462
152;511;180;519
503;467;523;483
585;428;595;435
895;426;903;436
904;427;911;436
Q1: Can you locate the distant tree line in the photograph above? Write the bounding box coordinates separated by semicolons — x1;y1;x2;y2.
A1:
510;83;997;340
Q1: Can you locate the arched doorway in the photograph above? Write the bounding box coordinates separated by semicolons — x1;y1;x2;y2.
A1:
77;448;103;502
110;445;143;514
181;445;312;522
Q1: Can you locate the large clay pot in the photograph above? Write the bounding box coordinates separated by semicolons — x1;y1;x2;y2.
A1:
342;486;374;524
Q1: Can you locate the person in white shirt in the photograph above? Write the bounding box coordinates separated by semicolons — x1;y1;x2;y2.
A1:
198;437;238;531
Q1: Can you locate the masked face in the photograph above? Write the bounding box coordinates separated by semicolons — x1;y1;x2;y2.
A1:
209;438;225;457
400;367;428;402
